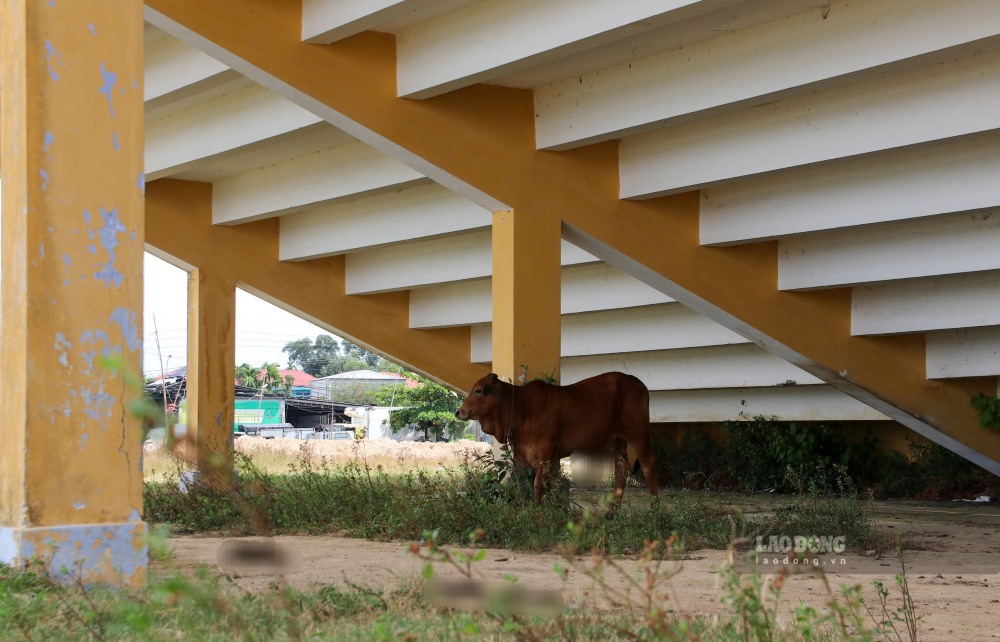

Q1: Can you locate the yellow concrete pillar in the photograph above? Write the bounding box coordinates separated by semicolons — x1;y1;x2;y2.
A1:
490;208;562;383
0;0;146;586
186;267;236;486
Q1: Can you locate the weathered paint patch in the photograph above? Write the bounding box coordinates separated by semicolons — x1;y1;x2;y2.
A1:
136;172;145;195
62;253;71;267
88;244;97;254
109;308;141;353
40;169;50;190
73;502;86;511
39;242;45;258
44;41;60;81
0;528;18;566
82;210;92;225
8;523;148;588
98;63;117;118
87;24;97;36
112;131;119;150
80;378;114;422
80;433;89;448
43;131;54;151
95;208;126;288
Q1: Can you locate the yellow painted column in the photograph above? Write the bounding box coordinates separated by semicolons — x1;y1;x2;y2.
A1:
0;0;146;586
490;209;561;384
186;267;236;486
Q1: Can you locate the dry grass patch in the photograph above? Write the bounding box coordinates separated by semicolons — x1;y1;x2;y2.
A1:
142;437;491;483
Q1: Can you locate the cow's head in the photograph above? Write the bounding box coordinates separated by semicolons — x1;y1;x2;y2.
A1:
454;373;503;426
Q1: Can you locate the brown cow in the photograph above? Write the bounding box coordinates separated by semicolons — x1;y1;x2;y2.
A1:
455;372;658;503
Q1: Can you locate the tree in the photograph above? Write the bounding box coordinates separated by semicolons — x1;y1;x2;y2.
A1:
235;362;286;395
282;338;320;375
313;334;341;364
342;340;381;368
283;334;387;376
235;363;261;387
374;376;468;441
258;362;284;394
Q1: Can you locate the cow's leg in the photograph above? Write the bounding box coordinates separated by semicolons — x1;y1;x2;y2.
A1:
533;460;547;503
632;440;659;499
613;439;628;502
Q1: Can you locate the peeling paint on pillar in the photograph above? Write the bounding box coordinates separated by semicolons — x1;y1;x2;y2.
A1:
55;332;72;369
98;63;117;118
0;522;148;589
44;41;60;81
95;208;126;288
80;378;114;423
109;308;141;353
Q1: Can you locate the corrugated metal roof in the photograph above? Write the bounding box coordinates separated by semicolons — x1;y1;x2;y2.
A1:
316;369;402;381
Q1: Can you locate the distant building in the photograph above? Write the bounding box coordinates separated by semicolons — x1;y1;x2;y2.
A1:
278;369;316;398
309;369;417;401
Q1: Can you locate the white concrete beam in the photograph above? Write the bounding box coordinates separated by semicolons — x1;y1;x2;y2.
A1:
145;83;323;180
562;262;673;314
144;5;509;214
778;210;1000;291
470;324;492;364
409;262;675;329
302;0;480;43
469;304;749;362
410;279;492;329
395;0;737;99
927;326;1000;379
649;387;887;422
535;0;1000;149
701;132;1000;245
621;49;1000;198
280;183;491;260
167;124;355;183
345;230;598;294
562;305;747;357
144;29;233;108
212;141;427;225
561;344;822;390
852;271;1000;336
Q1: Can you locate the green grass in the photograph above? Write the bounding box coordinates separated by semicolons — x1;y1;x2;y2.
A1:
0;540;917;642
144;451;892;557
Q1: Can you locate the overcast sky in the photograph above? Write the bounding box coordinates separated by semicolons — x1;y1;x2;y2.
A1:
143;252;332;377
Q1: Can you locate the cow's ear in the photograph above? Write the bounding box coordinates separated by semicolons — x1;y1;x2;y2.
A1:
489;373;499;381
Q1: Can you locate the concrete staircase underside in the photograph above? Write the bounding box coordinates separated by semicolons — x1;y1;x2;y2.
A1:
142;0;1000;473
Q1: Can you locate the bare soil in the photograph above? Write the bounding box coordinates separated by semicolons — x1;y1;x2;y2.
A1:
167;495;1000;641
158;438;1000;640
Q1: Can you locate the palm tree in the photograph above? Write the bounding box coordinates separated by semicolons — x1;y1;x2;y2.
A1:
259;362;283;395
235;363;261;388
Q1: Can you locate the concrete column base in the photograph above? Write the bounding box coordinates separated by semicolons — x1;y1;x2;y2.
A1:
0;518;147;589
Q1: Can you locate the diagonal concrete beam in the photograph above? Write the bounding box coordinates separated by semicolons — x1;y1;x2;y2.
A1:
144;0;1000;473
145;179;487;392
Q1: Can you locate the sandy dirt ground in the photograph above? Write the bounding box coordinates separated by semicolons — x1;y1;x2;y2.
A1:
168;492;1000;641
157;438;1000;639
